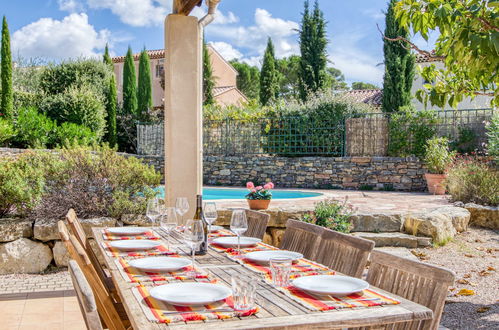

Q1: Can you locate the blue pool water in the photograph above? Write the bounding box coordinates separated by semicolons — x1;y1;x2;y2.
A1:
154;187;322;200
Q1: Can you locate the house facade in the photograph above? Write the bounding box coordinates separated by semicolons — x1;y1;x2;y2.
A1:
112;45;247;109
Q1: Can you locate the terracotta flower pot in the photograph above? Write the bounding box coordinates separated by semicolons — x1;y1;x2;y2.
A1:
425;173;447;195
247;199;271;210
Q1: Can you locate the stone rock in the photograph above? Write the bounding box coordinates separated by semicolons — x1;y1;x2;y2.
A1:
374;247;419;262
0;238;53;274
465;203;499;229
0;218;33;242
263;232;273;246
53;241;70;267
350;212;404;232
353;232;429;248
34;217;117;241
403;206;470;245
270;228;285;248
122;214;155;226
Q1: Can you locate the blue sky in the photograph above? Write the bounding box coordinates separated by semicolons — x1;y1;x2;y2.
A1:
2;0;436;85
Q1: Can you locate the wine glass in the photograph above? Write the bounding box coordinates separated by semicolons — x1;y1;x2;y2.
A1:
204;202;218;241
175;197;189;225
230;209;248;257
146;198;163;225
182;219;204;278
161;207;178;250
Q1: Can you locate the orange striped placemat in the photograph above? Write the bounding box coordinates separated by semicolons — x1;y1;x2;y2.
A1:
114;258;209;283
278;286;400;311
131;285;258;324
210;241;277;254
209;228;235;238
102;230;160;241
101;242;176;257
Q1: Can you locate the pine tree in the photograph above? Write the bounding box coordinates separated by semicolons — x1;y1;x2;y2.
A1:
1;16;13;120
298;0;329;102
203;42;215;106
103;43;113;67
260;37;279;106
122;46;137;116
137;49;152;119
382;0;415;113
231;60;260;101
106;74;117;148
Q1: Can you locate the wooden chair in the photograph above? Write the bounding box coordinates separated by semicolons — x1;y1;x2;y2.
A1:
68;259;104;330
366;250;455;330
244;209;270;240
314;229;374;278
58;221;129;330
280;219;324;259
66;209;117;298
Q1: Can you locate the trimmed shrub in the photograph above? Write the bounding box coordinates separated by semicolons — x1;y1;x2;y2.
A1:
486;113;498;160
446;157;499;206
424;137;456;174
0;118;15;146
13;107;56;148
301;198;354;233
55;122;98;147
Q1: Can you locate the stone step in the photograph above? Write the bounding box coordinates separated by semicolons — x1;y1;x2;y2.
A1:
374;247;420;262
352;232;432;248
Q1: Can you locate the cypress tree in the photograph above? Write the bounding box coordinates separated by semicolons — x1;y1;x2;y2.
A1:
298;0;329;102
203;42;215;106
382;0;415;113
106;74;118;148
103;43;113;67
260;37;279;106
1;16;13;120
231;60;260;101
122;46;137;116
137;49;152;119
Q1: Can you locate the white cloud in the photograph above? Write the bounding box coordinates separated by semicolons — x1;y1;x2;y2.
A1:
12;13;110;60
363;8;384;21
208;41;242;61
58;0;84;13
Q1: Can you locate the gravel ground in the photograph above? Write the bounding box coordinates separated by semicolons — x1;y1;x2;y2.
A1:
411;227;499;329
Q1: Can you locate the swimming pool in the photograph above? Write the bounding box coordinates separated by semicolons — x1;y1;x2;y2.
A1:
154;187;322;200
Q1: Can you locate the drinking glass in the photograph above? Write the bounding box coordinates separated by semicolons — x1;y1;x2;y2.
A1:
230;209;248;257
161;207;178;250
269;257;292;287
203;202;218;240
182;219;204;278
175;197;189;225
146;198;163;225
231;275;257;311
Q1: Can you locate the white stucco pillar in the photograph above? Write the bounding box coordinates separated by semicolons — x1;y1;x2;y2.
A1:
164;14;203;222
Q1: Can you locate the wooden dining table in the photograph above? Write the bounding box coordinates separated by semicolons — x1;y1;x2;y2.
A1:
92;227;433;329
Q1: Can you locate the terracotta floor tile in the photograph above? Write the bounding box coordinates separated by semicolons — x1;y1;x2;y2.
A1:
20;310;64;325
62;311;85;323
18;323;63;330
63;323;86;330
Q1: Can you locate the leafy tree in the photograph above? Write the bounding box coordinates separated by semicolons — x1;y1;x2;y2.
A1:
123;46;137;116
106;74;117;148
382;0;415;113
231;60;260;101
327;67;349;91
103;43;113;67
260;38;279;106
395;0;498;108
1;16;13;120
203;41;216;106
298;0;329;101
276;55;301;99
351;82;379;90
137;49;152;119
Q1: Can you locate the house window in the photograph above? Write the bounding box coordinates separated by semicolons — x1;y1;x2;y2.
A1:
156;59;164;78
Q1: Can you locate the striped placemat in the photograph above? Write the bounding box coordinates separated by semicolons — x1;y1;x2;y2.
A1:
101;242;176;257
102;230;160;241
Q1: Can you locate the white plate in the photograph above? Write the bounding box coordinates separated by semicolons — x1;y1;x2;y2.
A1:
209;225;224;233
150;282;232;306
106;227;148;236
245;250;303;264
292;275;369;297
129;257;191;273
212;236;261;248
109;240;161;251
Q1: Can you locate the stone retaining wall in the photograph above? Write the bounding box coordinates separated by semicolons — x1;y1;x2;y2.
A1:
0;148;427;191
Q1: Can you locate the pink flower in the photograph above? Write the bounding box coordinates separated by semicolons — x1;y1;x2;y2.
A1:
256;186;263;190
250;189;256;193
268;182;275;189
264;183;272;190
246;182;254;189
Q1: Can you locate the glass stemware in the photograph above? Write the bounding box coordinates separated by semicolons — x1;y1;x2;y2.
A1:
182;219;204;278
146;198;163;225
175;197;189;225
203;202;217;241
230;209;248;258
161;207;178;250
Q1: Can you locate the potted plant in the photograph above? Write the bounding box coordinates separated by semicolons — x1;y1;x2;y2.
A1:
424;137;456;195
245;181;274;210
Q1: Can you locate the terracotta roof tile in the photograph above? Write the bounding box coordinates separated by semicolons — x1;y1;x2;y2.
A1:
415;52;441;63
343;89;383;107
112;49;165;63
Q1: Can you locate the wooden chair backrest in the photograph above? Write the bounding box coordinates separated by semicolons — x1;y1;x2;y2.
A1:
367;250;455;330
58;221;126;330
280;219;324;259
68;260;104;330
314;229;374;278
244;210;270;240
66;209;110;289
